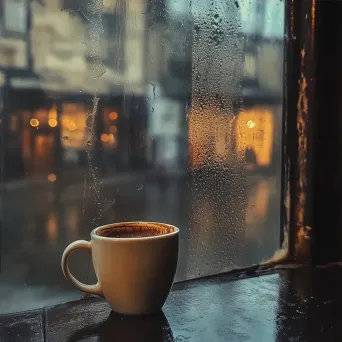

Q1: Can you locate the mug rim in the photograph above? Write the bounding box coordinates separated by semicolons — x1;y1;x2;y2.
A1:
91;221;179;242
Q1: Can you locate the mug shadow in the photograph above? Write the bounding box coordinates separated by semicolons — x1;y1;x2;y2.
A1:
67;310;174;342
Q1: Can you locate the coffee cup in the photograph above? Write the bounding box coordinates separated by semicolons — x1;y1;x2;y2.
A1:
61;222;179;315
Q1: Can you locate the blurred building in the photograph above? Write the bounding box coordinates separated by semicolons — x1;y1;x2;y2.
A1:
0;0;35;180
1;0;148;182
238;0;284;172
145;1;191;172
188;0;284;173
0;0;285;181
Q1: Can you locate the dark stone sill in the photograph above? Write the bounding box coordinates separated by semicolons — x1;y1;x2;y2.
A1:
1;265;342;341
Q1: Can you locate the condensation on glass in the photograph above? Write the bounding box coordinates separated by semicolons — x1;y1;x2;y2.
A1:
0;0;284;313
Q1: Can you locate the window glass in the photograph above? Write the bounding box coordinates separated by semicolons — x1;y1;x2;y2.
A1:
0;0;284;313
4;0;27;34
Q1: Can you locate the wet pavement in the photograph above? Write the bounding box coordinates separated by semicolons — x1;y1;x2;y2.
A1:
0;170;281;314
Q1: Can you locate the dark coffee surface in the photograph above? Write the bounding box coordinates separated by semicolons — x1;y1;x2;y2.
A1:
101;230;161;238
96;223;174;238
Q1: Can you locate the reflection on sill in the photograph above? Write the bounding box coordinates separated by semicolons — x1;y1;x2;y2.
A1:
2;267;342;341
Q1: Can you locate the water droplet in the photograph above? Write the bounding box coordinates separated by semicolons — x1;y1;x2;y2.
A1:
137;184;144;191
150;83;157;99
62;136;69;140
92;63;106;78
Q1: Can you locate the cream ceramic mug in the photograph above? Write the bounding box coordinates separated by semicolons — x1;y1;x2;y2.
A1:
62;222;179;315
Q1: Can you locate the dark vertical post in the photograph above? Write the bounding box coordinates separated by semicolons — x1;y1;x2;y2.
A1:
0;76;7;273
310;0;342;263
0;74;10;273
26;0;33;72
283;0;316;261
284;0;342;263
94;98;104;176
53;100;63;204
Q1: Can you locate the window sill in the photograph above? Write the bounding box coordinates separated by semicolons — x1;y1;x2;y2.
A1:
1;266;342;341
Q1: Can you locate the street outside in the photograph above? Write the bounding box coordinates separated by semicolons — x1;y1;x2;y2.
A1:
0;169;281;314
0;0;285;315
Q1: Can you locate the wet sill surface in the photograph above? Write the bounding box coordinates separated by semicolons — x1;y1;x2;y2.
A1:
1;266;342;341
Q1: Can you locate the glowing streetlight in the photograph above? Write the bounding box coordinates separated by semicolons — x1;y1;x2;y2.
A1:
101;133;109;143
48;118;58;127
48;173;57;182
109;112;118;121
30;118;39;127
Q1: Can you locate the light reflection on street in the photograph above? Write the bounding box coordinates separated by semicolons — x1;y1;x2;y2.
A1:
0;172;279;313
66;206;79;242
47;213;58;243
246;179;271;226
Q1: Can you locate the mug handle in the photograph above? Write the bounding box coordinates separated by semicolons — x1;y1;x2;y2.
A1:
61;240;103;296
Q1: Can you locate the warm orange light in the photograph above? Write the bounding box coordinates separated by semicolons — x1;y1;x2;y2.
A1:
246;180;271;225
188;108;234;170
68;122;76;130
48;173;57;182
61;104;88;149
48;106;57;120
47;213;57;242
236;107;274;167
247;120;256;129
48;118;58;127
101;133;109;143
108;133;117;145
109;112;118;121
30;118;39;127
109;125;118;134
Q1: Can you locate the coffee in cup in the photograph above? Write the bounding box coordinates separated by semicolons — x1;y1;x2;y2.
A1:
61;222;179;315
95;223;173;239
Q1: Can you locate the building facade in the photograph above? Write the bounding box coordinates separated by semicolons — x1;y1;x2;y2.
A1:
2;0;148;181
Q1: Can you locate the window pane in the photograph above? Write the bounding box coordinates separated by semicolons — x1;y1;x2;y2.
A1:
4;0;27;34
0;0;284;313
